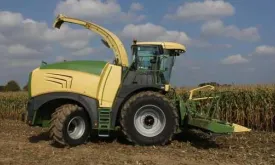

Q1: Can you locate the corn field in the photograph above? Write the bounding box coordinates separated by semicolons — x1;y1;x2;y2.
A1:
0;92;28;120
171;84;275;132
0;84;275;132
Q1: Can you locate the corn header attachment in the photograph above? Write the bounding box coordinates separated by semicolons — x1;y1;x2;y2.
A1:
172;85;251;135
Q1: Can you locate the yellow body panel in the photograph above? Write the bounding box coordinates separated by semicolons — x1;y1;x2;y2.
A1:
232;123;251;132
164;84;170;92
135;42;186;52
31;63;122;108
53;14;129;67
31;68;101;98
97;64;122;107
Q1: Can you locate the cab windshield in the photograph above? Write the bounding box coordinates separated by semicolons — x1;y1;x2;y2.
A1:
131;45;176;84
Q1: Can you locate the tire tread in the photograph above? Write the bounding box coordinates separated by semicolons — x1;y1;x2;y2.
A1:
49;104;83;146
120;91;179;145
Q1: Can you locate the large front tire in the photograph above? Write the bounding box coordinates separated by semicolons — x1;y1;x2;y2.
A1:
120;91;179;146
49;104;90;146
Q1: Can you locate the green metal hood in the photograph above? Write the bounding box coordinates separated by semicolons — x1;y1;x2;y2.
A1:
40;60;108;76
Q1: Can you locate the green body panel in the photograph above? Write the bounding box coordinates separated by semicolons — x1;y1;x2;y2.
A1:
32;110;37;125
42;120;50;127
188;118;234;133
40;60;108;76
32;110;50;127
28;72;32;98
175;94;187;126
175;91;235;134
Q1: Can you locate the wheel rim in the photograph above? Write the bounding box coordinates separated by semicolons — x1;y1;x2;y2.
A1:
134;105;166;137
67;116;86;140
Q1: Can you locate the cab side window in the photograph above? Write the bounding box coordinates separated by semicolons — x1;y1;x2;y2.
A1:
135;45;159;69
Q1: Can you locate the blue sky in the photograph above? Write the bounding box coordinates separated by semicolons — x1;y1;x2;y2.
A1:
0;0;275;87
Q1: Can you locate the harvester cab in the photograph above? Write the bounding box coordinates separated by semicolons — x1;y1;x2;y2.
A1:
24;14;251;147
130;40;184;85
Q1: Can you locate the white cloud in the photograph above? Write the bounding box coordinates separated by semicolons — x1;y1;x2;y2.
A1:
201;20;260;41
44;24;94;49
221;54;249;64
191;66;200;70
61;40;90;49
55;0;121;19
8;59;41;67
71;47;94;56
41;45;53;52
130;2;143;11
8;44;41;55
255;45;275;55
0;10;95;61
56;56;66;62
55;55;73;62
54;0;145;23
0;33;5;43
120;13;146;23
121;23;190;44
190;39;232;50
0;45;7;54
121;23;165;40
0;11;23;28
0;58;42;68
157;31;190;44
245;68;255;72
164;0;234;21
121;22;233;50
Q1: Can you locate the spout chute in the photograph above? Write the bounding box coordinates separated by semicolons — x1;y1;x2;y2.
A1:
53;14;129;67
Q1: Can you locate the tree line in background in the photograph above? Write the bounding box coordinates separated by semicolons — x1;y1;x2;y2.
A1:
198;82;232;87
0;80;28;92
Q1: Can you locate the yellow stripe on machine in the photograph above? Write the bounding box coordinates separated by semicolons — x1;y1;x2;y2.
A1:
232;123;251;132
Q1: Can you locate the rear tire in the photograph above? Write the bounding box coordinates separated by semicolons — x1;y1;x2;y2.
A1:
49;104;90;147
120;91;179;146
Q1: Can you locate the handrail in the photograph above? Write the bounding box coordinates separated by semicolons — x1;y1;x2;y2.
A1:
189;85;217;100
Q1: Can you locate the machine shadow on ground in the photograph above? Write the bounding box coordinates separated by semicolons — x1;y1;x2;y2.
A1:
28;129;220;149
28;131;65;148
172;130;221;149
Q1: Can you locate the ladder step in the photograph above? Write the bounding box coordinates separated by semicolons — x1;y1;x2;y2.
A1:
98;108;111;137
98;134;109;137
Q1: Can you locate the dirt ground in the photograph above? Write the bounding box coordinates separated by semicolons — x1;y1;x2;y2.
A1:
0;120;274;165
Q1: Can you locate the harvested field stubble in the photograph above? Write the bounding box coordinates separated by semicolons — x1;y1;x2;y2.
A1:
0;120;275;165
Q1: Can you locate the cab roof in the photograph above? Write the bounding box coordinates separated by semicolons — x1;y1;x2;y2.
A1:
134;41;186;52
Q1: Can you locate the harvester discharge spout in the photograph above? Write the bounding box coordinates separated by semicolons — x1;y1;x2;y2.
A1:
53;14;129;67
